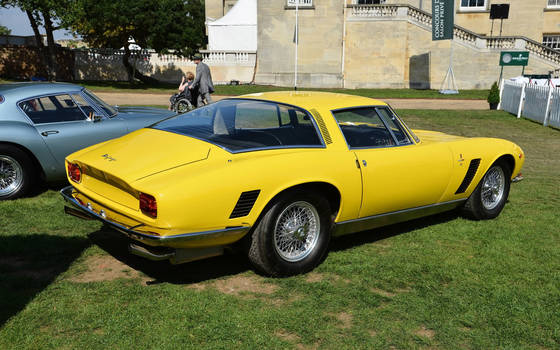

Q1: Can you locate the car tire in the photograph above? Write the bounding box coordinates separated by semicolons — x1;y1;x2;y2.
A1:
462;159;511;220
0;145;36;200
248;191;332;276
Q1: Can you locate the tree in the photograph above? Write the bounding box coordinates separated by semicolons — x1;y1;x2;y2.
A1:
0;25;11;35
67;0;206;83
0;1;70;80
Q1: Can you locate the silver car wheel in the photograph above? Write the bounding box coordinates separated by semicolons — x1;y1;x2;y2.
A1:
273;201;321;262
481;166;505;210
0;155;24;197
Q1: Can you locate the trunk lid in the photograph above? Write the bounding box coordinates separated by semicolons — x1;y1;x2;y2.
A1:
70;128;211;184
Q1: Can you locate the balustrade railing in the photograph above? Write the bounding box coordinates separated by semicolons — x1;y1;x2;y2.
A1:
526;40;560;65
486;37;516;49
407;6;431;27
348;4;560;65
75;48;255;66
350;4;397;17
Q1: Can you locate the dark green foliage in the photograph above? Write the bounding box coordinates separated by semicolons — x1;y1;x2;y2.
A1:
487;81;500;105
0;24;11;35
0;0;70;79
67;0;205;82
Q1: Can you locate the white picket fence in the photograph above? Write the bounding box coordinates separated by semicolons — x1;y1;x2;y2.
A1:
499;79;560;129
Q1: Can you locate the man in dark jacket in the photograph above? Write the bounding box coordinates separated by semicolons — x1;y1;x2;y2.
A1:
189;53;215;107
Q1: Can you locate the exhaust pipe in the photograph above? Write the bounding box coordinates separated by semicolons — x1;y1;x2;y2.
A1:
129;243;175;261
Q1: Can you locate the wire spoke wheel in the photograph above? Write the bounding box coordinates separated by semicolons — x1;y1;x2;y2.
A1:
481;166;505;210
176;100;193;113
249;192;331;276
273;201;320;262
0;155;24;197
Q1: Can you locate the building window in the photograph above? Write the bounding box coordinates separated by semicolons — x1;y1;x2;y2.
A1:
460;0;487;11
355;0;387;4
543;35;560;50
548;0;560;8
286;0;313;7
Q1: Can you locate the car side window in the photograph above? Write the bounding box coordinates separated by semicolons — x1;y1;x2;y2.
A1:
19;94;87;124
71;93;97;120
333;107;396;148
376;107;411;145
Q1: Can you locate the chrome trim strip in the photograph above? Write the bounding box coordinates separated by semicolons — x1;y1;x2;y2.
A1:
333;199;467;236
385;104;420;144
60;186;251;246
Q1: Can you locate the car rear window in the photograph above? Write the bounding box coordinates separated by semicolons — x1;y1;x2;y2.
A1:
152;99;324;153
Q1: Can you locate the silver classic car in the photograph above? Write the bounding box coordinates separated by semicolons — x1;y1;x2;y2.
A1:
0;82;175;199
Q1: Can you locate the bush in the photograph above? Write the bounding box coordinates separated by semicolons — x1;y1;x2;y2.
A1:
487;81;500;105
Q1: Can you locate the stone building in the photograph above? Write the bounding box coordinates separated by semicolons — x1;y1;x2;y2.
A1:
206;0;560;89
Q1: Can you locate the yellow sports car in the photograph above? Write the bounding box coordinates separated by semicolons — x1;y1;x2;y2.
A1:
61;92;524;276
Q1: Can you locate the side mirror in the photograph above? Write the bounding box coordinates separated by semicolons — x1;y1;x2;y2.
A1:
88;112;103;123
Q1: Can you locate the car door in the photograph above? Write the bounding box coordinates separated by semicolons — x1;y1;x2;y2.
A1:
18;93;126;176
332;106;453;218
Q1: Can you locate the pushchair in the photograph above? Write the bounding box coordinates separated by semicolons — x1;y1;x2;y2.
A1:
170;88;196;113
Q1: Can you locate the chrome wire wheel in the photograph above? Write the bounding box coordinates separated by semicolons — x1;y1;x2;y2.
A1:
273;201;321;262
481;166;506;210
176;100;193;113
0;155;24;197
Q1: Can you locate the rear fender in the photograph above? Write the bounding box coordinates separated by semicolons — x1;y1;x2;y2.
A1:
0;121;59;181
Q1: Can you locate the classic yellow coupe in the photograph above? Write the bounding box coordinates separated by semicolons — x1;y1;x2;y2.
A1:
61;92;525;276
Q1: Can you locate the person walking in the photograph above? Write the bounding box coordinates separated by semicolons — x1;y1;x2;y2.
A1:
189;53;215;107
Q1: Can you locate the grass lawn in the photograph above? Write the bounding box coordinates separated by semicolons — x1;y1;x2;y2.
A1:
1;78;489;100
0;110;559;349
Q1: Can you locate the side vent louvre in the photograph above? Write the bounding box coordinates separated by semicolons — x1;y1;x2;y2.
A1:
230;190;261;219
455;158;481;194
310;109;332;144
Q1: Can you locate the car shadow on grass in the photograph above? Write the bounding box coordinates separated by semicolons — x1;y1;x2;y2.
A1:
330;210;460;252
87;229;251;285
0;234;91;326
88;211;460;284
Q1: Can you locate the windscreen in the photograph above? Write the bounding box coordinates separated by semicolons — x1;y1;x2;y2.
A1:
152;99;323;153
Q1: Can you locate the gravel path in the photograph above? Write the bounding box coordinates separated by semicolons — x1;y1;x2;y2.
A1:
96;92;488;110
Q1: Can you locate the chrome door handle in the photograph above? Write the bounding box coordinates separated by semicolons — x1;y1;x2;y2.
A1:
41;130;59;137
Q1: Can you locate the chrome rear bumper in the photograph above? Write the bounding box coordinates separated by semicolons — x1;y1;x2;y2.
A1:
60;186;251;248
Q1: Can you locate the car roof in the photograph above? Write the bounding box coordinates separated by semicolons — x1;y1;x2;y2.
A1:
234;91;388;111
0;82;83;100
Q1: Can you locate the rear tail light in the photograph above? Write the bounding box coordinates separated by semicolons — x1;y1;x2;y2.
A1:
139;192;157;218
68;163;82;183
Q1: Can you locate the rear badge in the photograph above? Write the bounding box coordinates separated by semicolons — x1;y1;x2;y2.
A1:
102;154;116;162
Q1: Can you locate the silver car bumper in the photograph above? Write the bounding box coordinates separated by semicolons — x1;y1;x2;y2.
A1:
60;186;251;248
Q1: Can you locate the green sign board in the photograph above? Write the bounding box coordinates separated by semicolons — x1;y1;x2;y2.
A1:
500;51;529;66
432;0;454;41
